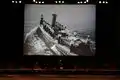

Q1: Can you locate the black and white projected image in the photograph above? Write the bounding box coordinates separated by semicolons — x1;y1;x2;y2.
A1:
24;4;96;56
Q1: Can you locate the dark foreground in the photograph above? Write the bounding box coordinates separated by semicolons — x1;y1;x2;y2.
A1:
0;75;120;80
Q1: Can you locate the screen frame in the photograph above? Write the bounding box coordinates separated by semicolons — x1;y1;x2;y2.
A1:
9;1;119;71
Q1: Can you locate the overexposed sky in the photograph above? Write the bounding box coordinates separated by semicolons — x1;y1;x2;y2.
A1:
24;4;95;32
